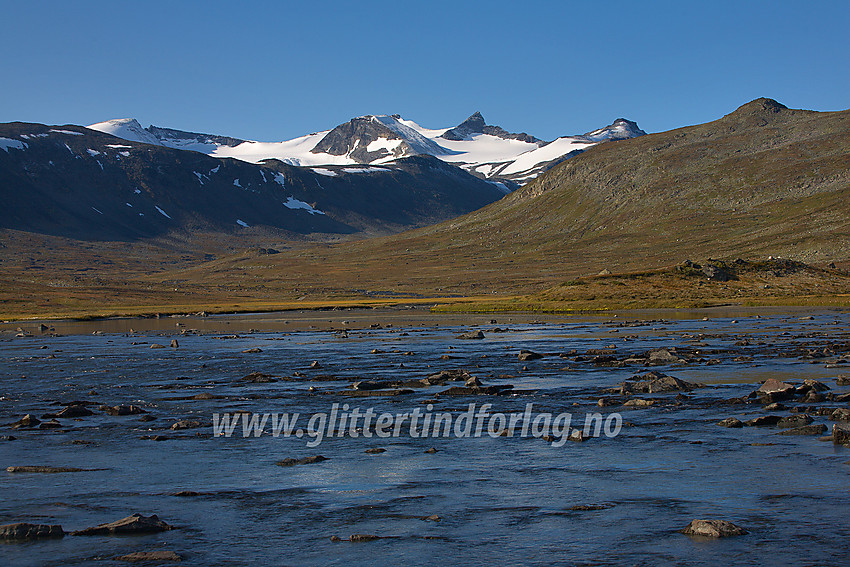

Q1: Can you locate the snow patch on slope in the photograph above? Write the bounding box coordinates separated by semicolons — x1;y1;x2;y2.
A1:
0;137;27;152
284;197;324;215
49;129;84;136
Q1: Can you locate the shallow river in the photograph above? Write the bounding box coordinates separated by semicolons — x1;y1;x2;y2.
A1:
1;308;849;566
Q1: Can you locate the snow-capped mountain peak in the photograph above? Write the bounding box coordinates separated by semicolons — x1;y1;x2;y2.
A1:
583;118;646;142
87;118;163;146
308;114;448;164
440;112;542;144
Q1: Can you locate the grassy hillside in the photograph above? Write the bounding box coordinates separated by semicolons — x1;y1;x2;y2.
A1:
169;98;850;297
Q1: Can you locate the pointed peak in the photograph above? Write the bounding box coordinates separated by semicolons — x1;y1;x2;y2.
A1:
722;98;791;127
457;111;486;130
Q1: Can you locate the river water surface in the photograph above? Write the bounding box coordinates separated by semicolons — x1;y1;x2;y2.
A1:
1;308;849;566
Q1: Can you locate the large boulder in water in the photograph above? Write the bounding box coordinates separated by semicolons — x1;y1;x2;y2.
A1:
680;519;748;538
756;379;796;401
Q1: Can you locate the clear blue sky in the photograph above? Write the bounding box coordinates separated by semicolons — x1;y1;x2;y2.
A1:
1;0;847;141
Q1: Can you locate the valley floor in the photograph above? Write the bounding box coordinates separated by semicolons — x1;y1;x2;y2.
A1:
2;236;849;321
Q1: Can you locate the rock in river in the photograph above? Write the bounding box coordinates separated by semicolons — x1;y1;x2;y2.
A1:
348;534;381;542
776;414;814;428
778;424;827;435
57;405;95;418
756;379;796;400
116;550;182;562
0;522;64;539
717;417;744;428
834;424;850;447
240;371;277;383
6;466;93;473
456;330;485;340
647;348;682;363
276;455;328;467
424;369;472;385
105;404;147;416
680;519;748;538
171;419;205;430
518;350;543;361
615;371;703;394
11;414;41;429
745;415;783;427
439;385;514;396
73;513;174;536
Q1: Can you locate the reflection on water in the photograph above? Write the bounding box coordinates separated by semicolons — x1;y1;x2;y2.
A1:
0;310;849;566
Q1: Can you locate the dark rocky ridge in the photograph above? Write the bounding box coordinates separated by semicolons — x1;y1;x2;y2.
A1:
0;123;505;241
440;111;543;144
146;125;246;148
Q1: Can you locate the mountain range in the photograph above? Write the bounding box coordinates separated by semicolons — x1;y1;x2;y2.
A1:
88;112;645;190
0;112;644;241
2;97;845;319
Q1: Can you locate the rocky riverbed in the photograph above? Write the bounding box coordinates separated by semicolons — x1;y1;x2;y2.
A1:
1;308;849;565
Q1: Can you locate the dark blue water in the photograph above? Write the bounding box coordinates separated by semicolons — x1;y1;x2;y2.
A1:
1;310;849;565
